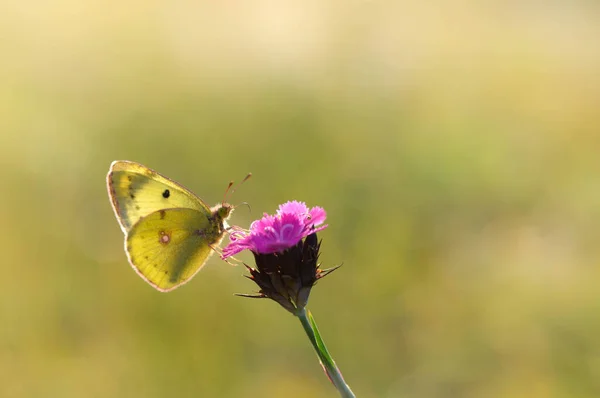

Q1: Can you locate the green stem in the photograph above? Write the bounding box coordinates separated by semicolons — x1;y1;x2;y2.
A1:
297;307;356;398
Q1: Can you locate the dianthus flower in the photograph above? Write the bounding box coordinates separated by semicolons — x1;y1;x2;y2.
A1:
222;201;335;314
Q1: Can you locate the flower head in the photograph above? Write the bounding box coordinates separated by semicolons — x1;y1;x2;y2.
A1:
223;201;337;314
222;201;327;258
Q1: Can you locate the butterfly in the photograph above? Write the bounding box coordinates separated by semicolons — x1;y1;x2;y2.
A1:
106;160;236;292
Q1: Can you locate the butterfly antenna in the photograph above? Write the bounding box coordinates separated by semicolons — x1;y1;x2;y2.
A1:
242;172;252;184
222;181;234;206
224;173;252;204
230;173;252;195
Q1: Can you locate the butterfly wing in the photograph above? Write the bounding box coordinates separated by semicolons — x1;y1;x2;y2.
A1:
107;160;211;233
125;208;225;292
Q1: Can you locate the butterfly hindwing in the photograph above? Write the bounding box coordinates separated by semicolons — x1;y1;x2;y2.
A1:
125;208;225;292
107;160;211;233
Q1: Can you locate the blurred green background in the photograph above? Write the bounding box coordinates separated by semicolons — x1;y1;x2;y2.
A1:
1;1;600;397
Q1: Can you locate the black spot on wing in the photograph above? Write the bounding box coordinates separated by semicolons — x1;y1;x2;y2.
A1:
162;189;170;198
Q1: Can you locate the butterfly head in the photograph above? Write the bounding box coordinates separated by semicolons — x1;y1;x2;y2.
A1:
215;203;234;221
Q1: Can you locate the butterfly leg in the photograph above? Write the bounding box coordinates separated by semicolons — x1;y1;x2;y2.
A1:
209;244;245;266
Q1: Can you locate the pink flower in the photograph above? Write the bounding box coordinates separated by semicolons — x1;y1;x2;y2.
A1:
222;201;327;258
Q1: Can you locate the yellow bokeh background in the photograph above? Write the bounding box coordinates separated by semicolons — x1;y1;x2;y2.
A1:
1;2;600;397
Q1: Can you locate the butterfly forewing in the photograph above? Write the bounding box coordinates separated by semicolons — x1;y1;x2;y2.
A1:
125;208;220;292
107;160;211;233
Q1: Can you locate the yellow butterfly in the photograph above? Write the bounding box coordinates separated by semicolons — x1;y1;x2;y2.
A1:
106;160;234;292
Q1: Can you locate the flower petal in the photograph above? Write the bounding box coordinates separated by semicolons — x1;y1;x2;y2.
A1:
277;201;308;216
307;206;327;227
